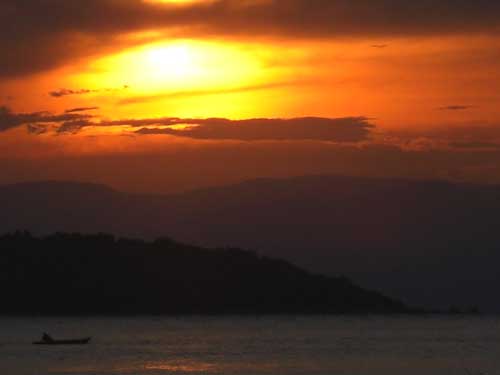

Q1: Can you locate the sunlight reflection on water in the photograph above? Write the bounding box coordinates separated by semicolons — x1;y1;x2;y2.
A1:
145;360;216;372
1;316;499;375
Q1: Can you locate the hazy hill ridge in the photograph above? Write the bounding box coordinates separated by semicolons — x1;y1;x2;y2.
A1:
1;175;499;310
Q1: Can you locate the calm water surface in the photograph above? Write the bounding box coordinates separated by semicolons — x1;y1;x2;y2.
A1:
1;316;498;375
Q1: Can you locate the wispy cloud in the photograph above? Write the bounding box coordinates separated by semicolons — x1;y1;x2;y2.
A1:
50;89;99;98
65;107;100;113
49;85;129;98
50;86;128;98
26;123;49;135
438;105;475;111
449;141;500;150
119;81;310;105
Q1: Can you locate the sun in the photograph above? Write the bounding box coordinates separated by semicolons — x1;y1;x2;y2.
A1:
143;0;209;4
147;45;195;79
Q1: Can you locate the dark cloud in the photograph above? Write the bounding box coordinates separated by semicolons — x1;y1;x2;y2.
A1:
134;117;374;142
52;113;372;142
371;44;388;49
55;116;190;132
57;119;95;134
50;86;128;98
50;89;98;98
2;0;500;78
0;106;93;132
26;123;49;135
1;106;373;142
65;107;100;113
438;105;475;111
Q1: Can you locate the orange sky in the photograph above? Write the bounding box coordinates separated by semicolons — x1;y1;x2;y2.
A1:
4;35;500;127
1;0;500;192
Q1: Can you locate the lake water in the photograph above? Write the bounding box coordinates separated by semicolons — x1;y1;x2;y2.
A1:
1;316;498;375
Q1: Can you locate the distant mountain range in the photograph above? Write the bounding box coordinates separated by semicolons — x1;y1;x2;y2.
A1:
1;175;499;311
0;232;407;315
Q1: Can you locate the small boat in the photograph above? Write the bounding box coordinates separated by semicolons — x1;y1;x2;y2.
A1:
33;333;91;345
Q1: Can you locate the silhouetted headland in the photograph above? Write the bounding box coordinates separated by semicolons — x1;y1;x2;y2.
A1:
0;232;409;315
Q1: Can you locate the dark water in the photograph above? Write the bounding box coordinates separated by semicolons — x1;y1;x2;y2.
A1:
1;316;499;375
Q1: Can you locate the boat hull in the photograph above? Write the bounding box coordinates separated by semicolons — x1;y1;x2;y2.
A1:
33;337;91;345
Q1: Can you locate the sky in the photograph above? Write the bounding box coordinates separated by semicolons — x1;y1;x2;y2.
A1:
1;0;500;193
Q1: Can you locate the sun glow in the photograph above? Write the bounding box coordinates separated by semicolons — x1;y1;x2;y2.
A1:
70;39;277;119
82;40;266;91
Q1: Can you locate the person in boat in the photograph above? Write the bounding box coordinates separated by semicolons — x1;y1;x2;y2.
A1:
42;333;54;343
